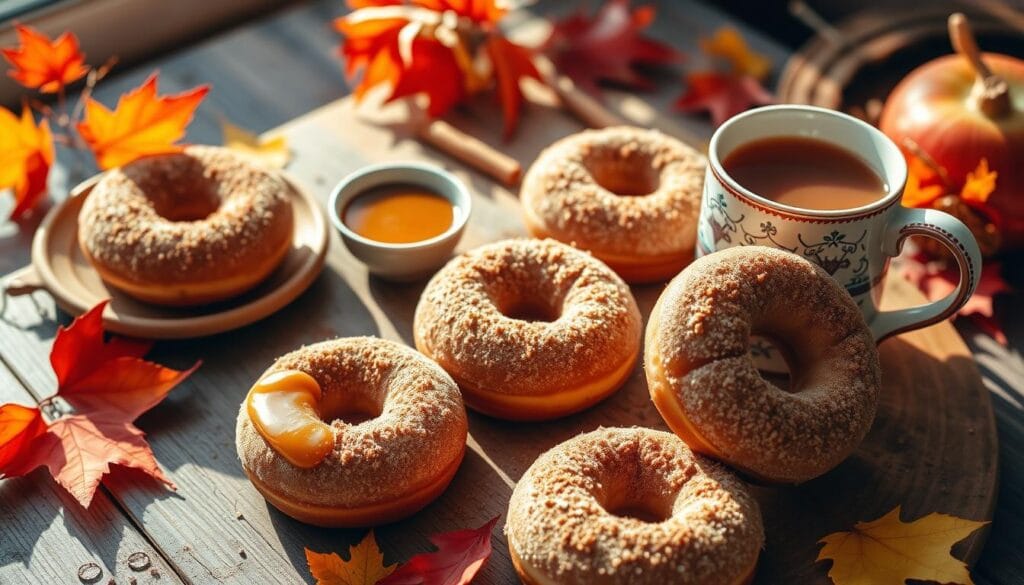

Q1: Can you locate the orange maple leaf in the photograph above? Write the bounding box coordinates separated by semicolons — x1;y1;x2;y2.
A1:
306;531;396;585
901;155;945;209
486;35;541;137
700;27;772;81
0;301;199;507
960;158;997;206
0;404;46;470
77;73;209;170
387;36;466;117
0;105;54;219
416;0;506;25
1;25;89;93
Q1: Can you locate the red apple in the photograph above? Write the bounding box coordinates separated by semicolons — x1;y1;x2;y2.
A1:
879;13;1024;251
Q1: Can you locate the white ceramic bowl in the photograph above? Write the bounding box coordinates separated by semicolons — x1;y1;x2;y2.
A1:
328;162;472;281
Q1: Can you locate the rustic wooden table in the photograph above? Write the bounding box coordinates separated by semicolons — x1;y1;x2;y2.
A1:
1;1;1021;584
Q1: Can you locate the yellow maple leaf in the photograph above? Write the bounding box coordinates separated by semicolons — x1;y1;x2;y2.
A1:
221;119;290;169
77;73;209;170
700;27;772;80
960;158;997;205
817;506;987;585
306;531;396;585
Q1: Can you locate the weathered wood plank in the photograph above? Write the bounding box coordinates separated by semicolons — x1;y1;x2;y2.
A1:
0;360;183;585
0;0;1018;583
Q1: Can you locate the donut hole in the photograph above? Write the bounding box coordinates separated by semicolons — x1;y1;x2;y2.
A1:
124;154;223;222
749;334;795;392
584;149;661;196
500;299;561;323
319;392;384;425
603;495;674;523
597;468;677;523
486;271;567;323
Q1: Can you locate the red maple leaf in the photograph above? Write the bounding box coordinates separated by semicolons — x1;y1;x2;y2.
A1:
0;301;199;507
1;24;89;93
379;516;499;585
541;0;681;96
901;255;1012;345
485;35;541;138
674;71;773;127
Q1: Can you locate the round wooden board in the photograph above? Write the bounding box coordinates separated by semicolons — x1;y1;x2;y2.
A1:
16;173;329;339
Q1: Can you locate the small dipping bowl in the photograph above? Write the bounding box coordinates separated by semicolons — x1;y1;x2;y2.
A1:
328;162;472;281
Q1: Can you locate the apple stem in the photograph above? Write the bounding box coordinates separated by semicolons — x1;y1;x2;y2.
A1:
949;12;1011;118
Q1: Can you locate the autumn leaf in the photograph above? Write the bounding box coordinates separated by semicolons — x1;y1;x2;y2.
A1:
0;105;54;219
902;256;1012;344
1;25;88;93
379;516;499;585
902;154;945;209
221;120;291;169
674;71;773;127
306;531;396;585
77;73;209;170
542;0;681;96
0;301;199;507
485;35;541;137
817;506;987;585
960;158;997;206
0;404;46;470
386;37;466;117
699;27;771;80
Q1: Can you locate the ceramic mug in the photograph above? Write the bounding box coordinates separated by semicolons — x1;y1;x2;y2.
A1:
697;105;981;369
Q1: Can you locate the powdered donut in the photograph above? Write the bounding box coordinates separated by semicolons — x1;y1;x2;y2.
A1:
521;126;705;283
507;426;763;585
645;246;881;483
79;145;293;306
414;239;642;421
236;337;468;527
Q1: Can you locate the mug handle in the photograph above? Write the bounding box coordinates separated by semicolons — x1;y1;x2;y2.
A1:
872;206;982;341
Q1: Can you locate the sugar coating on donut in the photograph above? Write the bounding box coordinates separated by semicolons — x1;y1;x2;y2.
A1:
521;126;705;258
79;145;293;284
506;427;763;585
235;337;467;509
414;238;642;396
647;246;881;483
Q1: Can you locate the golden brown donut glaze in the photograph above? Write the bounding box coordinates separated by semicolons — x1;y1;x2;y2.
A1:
79;145;293;306
521;126;705;283
414;239;642;421
506;427;763;585
645;246;881;484
235;337;468;527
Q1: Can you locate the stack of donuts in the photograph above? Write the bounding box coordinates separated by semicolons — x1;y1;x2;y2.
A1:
216;126;880;584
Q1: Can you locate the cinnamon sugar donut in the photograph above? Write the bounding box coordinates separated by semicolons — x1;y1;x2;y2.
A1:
235;337;468;527
414;239;642;421
507;427;763;585
79;145;293;306
521;126;705;283
645;246;881;484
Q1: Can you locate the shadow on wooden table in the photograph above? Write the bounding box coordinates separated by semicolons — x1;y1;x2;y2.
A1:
752;336;996;584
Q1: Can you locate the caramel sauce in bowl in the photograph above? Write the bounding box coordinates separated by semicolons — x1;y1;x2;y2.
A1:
328;163;472;281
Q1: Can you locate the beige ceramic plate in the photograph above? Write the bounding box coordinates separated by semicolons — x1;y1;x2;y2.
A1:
7;173;329;339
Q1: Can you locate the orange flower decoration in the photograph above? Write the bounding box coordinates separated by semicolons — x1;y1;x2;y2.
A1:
1;25;89;93
77;73;209;170
0;106;54;219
